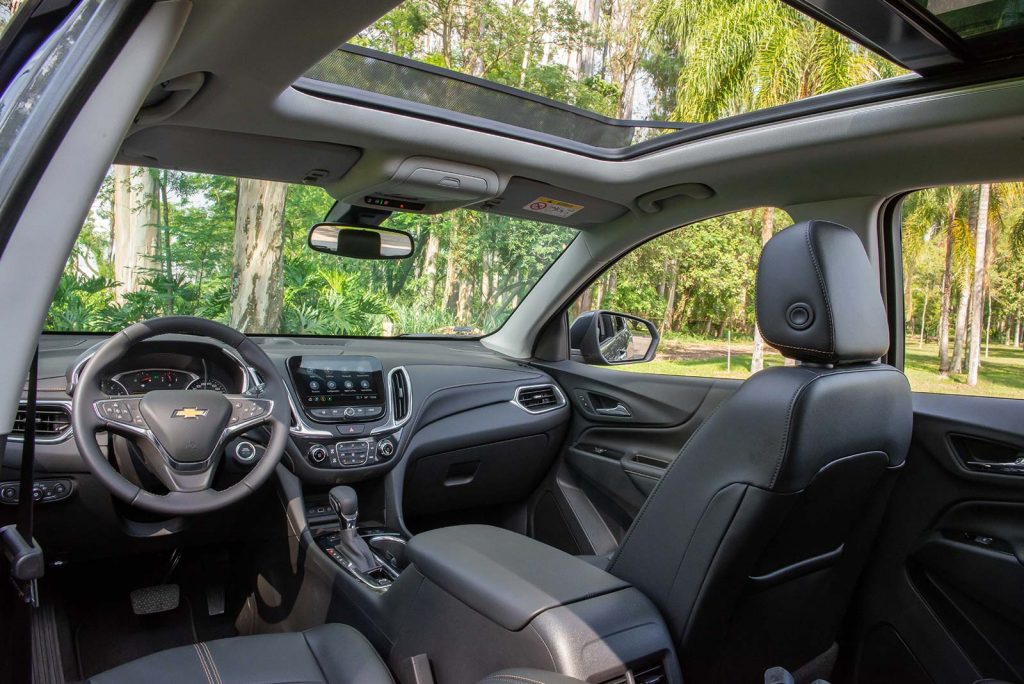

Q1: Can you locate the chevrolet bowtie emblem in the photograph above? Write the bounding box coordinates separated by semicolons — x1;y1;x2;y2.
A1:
172;407;208;419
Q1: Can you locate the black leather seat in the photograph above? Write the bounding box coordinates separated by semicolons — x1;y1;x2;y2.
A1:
606;220;912;682
87;623;393;684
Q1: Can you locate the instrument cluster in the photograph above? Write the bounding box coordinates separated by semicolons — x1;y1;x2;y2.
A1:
101;369;230;395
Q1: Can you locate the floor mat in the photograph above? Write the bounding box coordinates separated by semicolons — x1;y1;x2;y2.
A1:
72;594;196;678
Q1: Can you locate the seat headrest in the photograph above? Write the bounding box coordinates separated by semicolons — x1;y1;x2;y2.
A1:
756;220;889;365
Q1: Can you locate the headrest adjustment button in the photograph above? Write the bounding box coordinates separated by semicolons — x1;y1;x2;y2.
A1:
786;303;814;330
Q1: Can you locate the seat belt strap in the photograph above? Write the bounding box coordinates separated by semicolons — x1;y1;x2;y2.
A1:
1;345;44;605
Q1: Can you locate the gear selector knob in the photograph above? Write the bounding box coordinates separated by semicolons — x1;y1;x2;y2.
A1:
329;486;359;530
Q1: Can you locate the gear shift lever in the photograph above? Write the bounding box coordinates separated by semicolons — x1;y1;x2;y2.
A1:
329;485;359;529
328;486;378;574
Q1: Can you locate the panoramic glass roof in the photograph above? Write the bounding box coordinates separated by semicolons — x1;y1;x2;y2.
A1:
913;0;1024;39
300;0;904;152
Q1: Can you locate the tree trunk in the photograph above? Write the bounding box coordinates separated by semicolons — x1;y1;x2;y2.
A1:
159;169;173;315
229;178;287;333
442;230;459;310
904;263;915;336
456;279;473;326
750;208;774;373
951;262;971;374
578;285;593;313
111;165;159;304
420;230;440;300
660;259;678;334
984;288;991;358
1016;318;1021;348
918;284;929;348
967;183;990;385
937;216;956;375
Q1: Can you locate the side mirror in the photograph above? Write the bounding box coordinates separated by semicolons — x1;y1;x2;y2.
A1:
569;310;659;365
308;223;414;260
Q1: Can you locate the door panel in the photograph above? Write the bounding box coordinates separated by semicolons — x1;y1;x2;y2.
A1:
528;361;739;556
852;393;1024;684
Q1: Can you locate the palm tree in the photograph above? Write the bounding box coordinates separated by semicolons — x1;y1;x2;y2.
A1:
967;183;991;385
657;0;900;371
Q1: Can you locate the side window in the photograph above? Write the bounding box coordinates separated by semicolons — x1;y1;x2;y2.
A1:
571;208;793;378
901;183;1022;398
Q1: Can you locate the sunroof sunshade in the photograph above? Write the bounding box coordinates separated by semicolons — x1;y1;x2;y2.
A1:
301;0;903;151
912;0;1024;39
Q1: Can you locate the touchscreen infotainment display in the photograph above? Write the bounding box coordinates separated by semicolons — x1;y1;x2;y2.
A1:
288;356;384;407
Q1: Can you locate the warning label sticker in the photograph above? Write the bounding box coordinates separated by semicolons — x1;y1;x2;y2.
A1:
523;196;584;219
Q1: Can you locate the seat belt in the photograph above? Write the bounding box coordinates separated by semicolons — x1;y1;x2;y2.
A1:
1;346;45;684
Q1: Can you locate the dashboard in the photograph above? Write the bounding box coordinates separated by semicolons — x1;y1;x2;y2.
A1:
8;332;571;554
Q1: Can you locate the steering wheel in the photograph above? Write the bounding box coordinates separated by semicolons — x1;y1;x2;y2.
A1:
71;317;291;516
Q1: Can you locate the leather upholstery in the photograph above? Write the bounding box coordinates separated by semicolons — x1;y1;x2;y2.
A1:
756;220;889;364
479;669;588;684
407;524;629;631
607;221;912;682
87;623;394;684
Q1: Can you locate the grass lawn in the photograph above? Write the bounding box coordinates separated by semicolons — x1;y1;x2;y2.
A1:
904;342;1024;399
614;337;1024;400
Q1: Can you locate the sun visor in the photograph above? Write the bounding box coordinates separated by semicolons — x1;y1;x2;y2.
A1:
474;177;629;227
118;126;361;185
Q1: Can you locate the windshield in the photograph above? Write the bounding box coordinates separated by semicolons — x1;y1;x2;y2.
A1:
47;167;577;337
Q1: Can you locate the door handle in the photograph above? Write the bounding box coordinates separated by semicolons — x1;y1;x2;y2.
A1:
594;403;631;417
965;458;1024;475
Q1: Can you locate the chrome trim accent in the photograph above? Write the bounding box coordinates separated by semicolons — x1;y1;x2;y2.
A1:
219;346;255;394
511;384;567;414
371;366;412;435
287;390;334;437
10;400;73;444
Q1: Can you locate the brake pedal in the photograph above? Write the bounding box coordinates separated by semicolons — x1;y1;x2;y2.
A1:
130;584;180;615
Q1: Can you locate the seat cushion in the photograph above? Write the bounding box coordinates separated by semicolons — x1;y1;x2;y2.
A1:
87;623;393;684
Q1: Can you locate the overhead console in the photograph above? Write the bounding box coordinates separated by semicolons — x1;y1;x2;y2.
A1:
343;156;501;214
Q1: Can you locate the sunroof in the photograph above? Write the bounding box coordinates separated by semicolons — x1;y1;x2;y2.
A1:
301;1;904;151
912;0;1024;39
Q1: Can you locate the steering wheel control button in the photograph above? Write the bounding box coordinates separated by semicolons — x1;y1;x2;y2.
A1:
97;398;143;428
234;441;258;464
228;398;272;427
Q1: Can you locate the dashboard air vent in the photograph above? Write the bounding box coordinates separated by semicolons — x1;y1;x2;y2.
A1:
390;369;409;422
13;403;71;440
632;662;668;684
514;385;564;413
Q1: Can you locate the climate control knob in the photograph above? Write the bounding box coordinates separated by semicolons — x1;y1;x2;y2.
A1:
377;438;395;459
308;444;328;464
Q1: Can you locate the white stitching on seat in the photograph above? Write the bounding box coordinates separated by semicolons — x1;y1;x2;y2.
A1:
199;642;223;684
193;643;214;684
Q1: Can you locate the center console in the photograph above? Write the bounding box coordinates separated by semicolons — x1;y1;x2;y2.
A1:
287;356;409;475
382;525;682;683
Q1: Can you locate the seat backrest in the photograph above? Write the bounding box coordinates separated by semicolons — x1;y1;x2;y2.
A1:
607;220;912;683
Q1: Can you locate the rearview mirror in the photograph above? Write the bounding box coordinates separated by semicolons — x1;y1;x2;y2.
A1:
569;311;660;365
308;223;414;260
